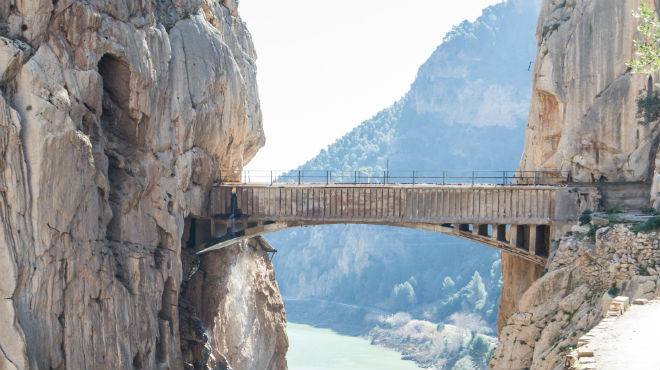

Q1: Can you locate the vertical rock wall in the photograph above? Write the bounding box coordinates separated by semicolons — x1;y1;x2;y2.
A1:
0;1;286;369
496;0;660;367
519;0;660;200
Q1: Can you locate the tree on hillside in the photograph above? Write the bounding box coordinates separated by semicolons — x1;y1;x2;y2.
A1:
630;3;660;73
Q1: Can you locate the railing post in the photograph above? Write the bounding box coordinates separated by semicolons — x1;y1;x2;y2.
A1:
326;171;330;185
472;171;475;186
383;171;386;184
298;170;301;185
502;171;506;185
412;171;416;186
443;171;446;185
354;171;357;185
270;170;273;186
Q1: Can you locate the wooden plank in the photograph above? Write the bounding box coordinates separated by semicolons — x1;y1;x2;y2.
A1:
363;188;368;219
395;188;401;218
296;188;301;216
340;188;345;217
254;188;260;216
367;188;373;218
511;189;518;220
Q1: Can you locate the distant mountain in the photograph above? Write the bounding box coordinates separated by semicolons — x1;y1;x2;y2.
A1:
269;1;541;368
299;0;539;173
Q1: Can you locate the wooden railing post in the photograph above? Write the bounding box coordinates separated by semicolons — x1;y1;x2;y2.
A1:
298;170;301;185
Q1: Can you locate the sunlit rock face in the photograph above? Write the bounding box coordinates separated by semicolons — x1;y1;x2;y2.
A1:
500;0;660;340
519;0;660;200
494;1;660;369
492;225;660;370
0;1;285;369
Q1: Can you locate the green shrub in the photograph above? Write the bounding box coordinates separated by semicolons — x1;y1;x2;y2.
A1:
587;224;598;238
637;91;660;124
608;283;620;297
629;3;660;73
632;216;660;233
606;205;622;215
641;206;659;215
578;212;592;226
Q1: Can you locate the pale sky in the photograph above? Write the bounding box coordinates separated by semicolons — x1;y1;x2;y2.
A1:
240;1;504;171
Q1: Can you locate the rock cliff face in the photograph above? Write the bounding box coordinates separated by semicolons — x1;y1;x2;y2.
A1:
492;225;660;370
495;0;660;368
519;0;660;202
0;1;286;370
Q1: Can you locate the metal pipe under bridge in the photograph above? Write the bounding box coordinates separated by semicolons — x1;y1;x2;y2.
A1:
191;170;593;266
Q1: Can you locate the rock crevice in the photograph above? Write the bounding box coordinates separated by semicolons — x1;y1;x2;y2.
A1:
0;1;284;369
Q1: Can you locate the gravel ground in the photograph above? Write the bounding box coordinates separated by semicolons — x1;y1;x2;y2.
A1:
591;300;660;370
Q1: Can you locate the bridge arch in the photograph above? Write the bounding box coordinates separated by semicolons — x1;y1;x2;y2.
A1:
192;219;549;265
183;183;580;266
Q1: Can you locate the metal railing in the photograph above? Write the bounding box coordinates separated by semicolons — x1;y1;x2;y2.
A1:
218;169;571;186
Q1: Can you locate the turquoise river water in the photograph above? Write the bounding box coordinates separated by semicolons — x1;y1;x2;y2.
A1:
286;323;422;370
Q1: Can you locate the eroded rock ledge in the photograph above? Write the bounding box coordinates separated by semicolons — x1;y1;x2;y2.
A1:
492;225;660;370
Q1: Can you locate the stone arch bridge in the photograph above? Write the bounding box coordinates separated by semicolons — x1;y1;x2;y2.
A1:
188;174;597;266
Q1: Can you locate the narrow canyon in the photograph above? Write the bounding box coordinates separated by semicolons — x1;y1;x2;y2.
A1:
0;0;659;370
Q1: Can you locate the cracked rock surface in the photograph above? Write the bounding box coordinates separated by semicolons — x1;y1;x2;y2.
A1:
497;1;660;368
492;225;660;370
519;0;660;201
0;1;286;369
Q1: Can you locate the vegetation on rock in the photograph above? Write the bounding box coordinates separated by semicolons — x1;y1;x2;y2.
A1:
629;3;660;73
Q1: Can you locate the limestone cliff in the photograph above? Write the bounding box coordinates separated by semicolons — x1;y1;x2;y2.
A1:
0;1;286;370
519;0;660;206
492;225;660;369
495;1;660;368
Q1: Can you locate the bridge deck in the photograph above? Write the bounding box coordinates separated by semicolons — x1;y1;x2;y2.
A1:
210;184;560;225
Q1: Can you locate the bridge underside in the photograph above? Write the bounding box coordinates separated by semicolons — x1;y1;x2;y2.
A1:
187;216;550;265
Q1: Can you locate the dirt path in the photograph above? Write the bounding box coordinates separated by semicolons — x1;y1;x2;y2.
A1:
590;300;660;370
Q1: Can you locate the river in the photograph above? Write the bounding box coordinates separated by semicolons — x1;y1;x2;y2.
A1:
286;322;422;370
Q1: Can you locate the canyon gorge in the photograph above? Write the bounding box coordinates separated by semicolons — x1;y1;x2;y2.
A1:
1;0;659;370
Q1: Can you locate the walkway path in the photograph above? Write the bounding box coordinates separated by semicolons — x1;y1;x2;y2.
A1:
591;300;660;370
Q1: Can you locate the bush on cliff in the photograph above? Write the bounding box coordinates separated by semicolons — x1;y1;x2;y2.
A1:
632;216;660;233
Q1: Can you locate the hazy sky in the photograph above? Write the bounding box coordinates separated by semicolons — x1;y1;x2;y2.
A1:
240;1;504;170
